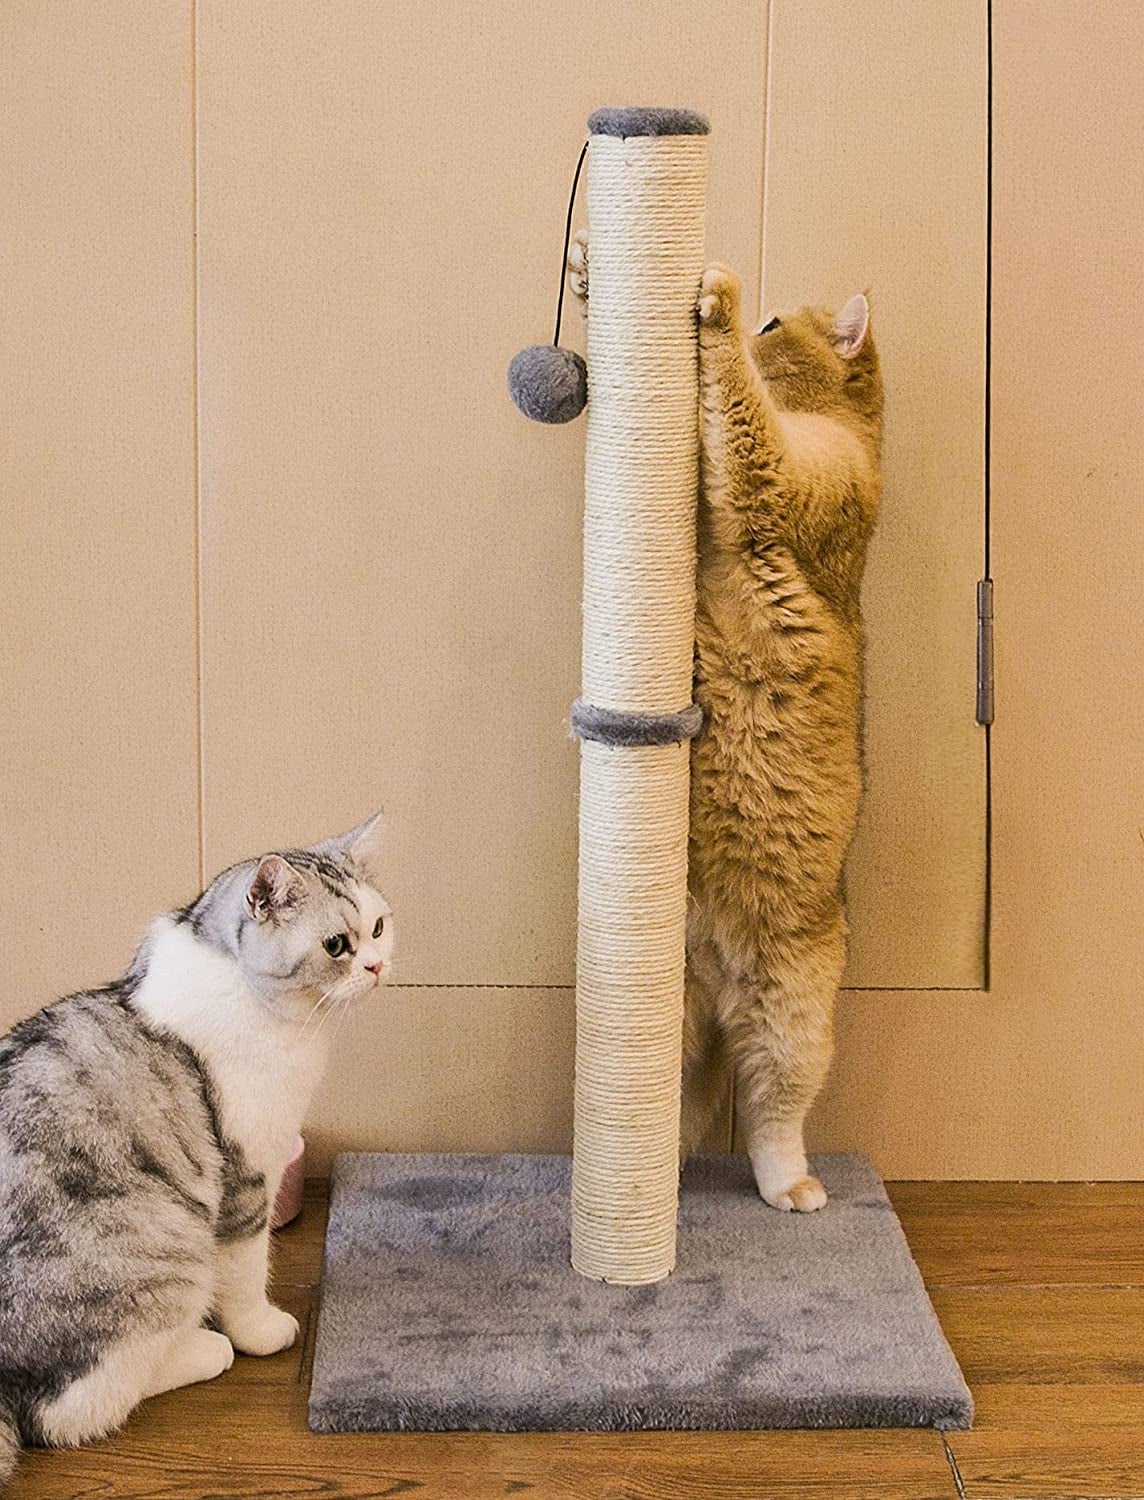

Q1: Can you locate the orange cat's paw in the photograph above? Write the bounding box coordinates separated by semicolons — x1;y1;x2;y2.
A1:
752;1146;830;1214
697;264;741;331
567;228;589;304
763;1176;829;1214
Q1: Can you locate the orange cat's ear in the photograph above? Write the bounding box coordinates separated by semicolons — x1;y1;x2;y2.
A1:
831;293;869;358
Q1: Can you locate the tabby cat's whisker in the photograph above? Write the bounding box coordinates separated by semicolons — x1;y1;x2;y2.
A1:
305;988;348;1049
295;985;340;1049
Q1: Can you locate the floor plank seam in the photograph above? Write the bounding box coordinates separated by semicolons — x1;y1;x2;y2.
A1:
924;1282;1144;1292
942;1433;969;1499
297;1298;317;1388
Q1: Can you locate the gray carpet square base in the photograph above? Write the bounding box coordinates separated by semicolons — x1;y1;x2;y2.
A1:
308;1152;972;1433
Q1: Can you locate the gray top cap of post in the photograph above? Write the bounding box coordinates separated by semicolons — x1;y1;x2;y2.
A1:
588;106;710;138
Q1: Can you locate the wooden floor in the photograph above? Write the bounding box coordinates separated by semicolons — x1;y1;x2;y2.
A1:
9;1180;1144;1499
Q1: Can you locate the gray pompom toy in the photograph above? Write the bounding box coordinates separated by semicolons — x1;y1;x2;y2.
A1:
507;141;589;425
507;344;587;424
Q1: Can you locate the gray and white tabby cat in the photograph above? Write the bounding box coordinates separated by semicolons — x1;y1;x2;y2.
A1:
0;815;393;1483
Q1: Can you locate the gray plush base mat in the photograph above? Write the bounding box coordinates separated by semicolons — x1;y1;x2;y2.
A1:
308;1152;972;1433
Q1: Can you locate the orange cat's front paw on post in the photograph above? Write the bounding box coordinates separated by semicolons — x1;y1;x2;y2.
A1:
697;264;741;331
567;228;589;304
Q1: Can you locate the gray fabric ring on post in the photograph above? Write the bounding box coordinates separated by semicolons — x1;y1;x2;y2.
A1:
570;698;704;747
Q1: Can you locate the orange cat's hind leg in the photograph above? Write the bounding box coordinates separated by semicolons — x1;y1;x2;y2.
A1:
718;956;838;1214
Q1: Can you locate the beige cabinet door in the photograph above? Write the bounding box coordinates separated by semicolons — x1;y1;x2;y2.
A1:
763;0;989;988
195;1;768;987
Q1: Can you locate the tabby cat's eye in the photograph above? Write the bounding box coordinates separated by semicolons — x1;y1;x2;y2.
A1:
323;934;350;958
372;916;386;939
760;315;781;333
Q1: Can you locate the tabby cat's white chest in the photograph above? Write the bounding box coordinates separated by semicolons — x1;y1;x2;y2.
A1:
133;919;327;1175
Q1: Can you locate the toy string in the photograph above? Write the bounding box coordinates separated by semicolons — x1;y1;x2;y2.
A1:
553;140;589;348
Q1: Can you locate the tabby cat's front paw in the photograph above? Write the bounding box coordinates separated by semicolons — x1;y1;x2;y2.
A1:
187;1328;236;1381
697;264;742;332
567;228;589;304
225;1302;300;1356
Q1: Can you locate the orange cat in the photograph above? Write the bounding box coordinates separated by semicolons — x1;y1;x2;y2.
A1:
568;236;883;1212
684;265;883;1211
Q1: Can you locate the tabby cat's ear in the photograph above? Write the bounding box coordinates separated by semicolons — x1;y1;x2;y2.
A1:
246;855;307;922
318;812;386;881
831;293;869;358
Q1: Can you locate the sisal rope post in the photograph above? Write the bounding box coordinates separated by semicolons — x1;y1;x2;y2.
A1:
570;108;708;1284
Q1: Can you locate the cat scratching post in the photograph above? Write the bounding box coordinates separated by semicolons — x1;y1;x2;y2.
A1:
569;108;708;1284
311;108;973;1433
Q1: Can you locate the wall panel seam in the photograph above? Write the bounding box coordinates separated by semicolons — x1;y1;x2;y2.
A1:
191;0;205;891
371;985;985;993
735;0;776;1151
982;0;994;992
756;0;775;313
393;985;575;992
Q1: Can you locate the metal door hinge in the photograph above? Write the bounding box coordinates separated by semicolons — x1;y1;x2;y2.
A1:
976;579;994;725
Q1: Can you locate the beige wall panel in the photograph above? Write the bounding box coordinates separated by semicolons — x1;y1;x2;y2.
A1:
763;0;988;987
0;3;198;1015
238;2;1144;1184
195;0;766;984
304;987;575;1175
808;0;1144;1176
0;0;1136;1183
